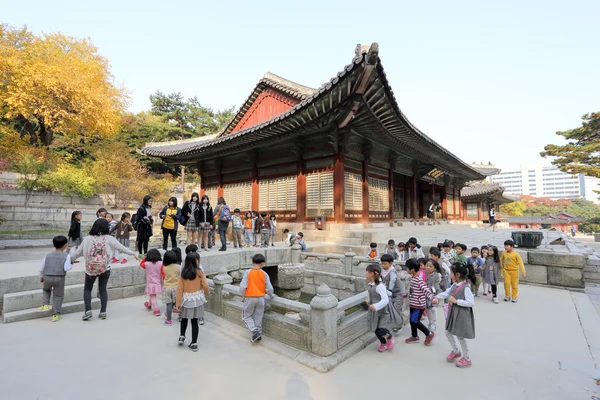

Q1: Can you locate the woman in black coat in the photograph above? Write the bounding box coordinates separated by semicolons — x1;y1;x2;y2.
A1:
135;195;154;256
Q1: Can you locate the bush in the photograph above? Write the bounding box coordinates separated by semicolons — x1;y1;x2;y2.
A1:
38;163;98;198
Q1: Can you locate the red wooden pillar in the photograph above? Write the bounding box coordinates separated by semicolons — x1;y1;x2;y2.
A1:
334;153;345;223
388;169;394;222
477;200;483;221
251;163;259;211
362;161;369;223
441;185;446;219
411;176;418;220
296;159;306;221
430;184;435;221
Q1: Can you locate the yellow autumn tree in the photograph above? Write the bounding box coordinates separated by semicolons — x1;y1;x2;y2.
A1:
0;24;127;146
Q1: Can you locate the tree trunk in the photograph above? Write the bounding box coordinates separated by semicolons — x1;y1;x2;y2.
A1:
17;115;39;145
37;116;53;146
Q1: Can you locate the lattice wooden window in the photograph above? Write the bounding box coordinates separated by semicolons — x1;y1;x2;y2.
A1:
466;203;478;217
223;181;252;212
344;171;363;210
368;177;389;212
204;186;218;204
306;171;333;216
447;194;455;215
258;176;297;211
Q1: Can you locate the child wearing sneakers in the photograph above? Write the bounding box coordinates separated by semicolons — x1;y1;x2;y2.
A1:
404;258;436;345
425;259;442;332
231;208;243;248
161;250;180;326
365;263;399;352
38;235;73;322
436;262;476;368
176;253;209;352
380;254;405;333
244;211;253;248
483;246;500;303
141;249;163;316
239;253;274;343
500;240;527;302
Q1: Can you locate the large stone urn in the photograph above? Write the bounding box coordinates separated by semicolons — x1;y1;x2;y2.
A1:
277;263;306;301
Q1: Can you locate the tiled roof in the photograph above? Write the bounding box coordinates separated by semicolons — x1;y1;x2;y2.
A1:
218;72;317;137
141;43;485;181
470;164;501;176
461;183;504;198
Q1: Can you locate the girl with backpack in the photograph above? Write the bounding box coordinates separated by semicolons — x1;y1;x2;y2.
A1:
135;195;154;257
159;197;182;251
213;197;231;251
71;219;139;320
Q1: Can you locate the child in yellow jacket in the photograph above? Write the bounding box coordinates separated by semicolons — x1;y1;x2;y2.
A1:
500;240;526;303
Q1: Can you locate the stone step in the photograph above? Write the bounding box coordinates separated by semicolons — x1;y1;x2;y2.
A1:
2;298;100;323
584;265;600;273
3;284;85;313
334;237;364;246
584;271;600;281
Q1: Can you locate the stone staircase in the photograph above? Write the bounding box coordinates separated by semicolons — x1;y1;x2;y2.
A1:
0;266;146;323
584;255;600;284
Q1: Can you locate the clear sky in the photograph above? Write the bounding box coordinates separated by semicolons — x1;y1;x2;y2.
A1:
3;0;599;171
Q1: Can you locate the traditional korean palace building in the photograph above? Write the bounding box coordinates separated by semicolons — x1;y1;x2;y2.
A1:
143;43;494;224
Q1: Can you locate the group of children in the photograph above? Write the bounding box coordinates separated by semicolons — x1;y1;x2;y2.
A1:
136;245;272;350
230;210;277;248
365;236;527;368
67;209;135;264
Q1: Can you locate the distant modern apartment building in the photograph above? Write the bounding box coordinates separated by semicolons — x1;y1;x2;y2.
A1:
489;164;600;204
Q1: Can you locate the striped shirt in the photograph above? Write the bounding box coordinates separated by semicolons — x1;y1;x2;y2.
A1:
409;274;434;310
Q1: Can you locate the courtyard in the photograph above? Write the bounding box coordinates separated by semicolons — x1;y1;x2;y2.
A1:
1;225;600;400
0;285;598;400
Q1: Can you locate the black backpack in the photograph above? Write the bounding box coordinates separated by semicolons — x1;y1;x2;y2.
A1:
131;212;139;231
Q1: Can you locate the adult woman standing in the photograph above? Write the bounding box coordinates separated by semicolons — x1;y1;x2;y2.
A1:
135;195;154;256
71;219;139;320
182;193;201;246
159;197;182;251
213;197;231;251
195;195;214;251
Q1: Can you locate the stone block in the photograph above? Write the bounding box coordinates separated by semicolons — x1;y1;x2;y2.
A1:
3;283;85;313
528;251;585;268
521;265;547;285
584;271;600;281
304;269;314;278
338;290;354;300
122;284;146;298
584;265;600;273
587;255;600;266
303;284;316;295
313;273;355;292
547;266;584;288
304;276;314;286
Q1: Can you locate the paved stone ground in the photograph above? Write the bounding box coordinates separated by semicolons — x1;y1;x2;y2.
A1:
2;226;600;399
1;285;599;400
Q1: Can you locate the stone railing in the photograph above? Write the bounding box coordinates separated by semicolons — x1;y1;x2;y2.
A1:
205;265;375;371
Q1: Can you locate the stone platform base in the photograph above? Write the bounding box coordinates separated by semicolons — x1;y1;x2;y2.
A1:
205;310;377;372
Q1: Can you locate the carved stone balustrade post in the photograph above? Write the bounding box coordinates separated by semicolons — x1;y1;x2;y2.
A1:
344;249;356;275
212;267;233;316
310;283;339;357
291;243;303;263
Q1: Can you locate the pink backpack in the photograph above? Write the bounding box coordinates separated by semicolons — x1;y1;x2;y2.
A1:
86;236;109;275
